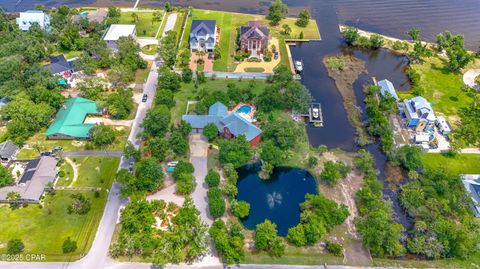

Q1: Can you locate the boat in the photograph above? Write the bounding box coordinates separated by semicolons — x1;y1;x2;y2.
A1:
294;60;303;72
312;107;319;118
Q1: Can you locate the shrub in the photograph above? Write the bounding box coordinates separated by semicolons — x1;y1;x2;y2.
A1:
205;169;220;188
176;172;196;194
67;193;91;215
325;241;343;256
308;156;318;167
203;123;218;142
207;187;225;218
7;239;24;254
62;237;77;253
58;170;66;177
172;161;194;179
320;161;350;185
287;224;307;246
231;200;250;218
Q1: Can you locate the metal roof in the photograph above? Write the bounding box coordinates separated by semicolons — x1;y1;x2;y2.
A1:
378;79;399;100
0;141;18;159
103;24;136;41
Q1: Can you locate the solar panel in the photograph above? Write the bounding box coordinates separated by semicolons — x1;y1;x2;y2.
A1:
19;170;35;184
25;158;40;170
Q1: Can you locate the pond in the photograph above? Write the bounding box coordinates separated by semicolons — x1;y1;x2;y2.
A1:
236;163;318;236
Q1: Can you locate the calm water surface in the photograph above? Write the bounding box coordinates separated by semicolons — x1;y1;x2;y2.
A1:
236;163;318;236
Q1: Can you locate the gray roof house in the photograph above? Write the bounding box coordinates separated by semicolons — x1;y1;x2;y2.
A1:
16;10;50;31
0;156;58;203
43;55;75;76
0;141;19;162
462;174;480;217
378;79;399;101
189;20;217;52
182;102;262;146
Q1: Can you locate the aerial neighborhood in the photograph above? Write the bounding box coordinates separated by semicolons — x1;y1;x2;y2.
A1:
0;1;480;269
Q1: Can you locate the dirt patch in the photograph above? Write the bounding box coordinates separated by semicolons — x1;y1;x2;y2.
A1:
323;54;368;144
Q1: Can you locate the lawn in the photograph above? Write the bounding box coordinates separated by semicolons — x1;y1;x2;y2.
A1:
135;61;152;83
244;67;266;73
16;126;130;159
0;190;107;261
421;153;480;175
397;56;474;119
244;244;342;265
171;79;268;124
119;11;163;37
56;157;120;189
179;9;320;72
141;44;158;55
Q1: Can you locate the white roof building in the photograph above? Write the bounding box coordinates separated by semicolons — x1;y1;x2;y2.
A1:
16;10;50;31
436;116;451;135
462;175;480;217
377;79;399;101
103;24;136;41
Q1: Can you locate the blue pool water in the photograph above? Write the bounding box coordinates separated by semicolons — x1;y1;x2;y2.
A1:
236;105;251;114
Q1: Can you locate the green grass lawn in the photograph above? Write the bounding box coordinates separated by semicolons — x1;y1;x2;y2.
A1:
56;157;120;189
0;190;107;261
244;244;342;265
119;11;163;37
16;126;130;160
58;160;75;184
172;79;268;124
421;153;480;175
244;67;266;73
179;9;320;72
141;44;158;55
397;56;472;119
172;10;187;43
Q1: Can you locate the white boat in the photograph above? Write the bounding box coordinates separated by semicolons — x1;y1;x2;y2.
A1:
312;108;319;118
295;60;303;72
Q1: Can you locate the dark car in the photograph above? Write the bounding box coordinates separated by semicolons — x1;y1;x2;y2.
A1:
142;94;148;102
40;151;52;156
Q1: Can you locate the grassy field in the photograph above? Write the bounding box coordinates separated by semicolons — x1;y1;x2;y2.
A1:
397;56;477;120
244;244;342;265
179;9;320;72
16;126;130;160
119;11;163;37
56;157;120;189
172;78;269;124
135;61;152;83
0;190;107;261
421;153;480;175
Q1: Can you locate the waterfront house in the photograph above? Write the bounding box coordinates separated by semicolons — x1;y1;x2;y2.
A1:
402;96;436;132
45;97;101;140
73;9;107;23
239;21;269;56
16;10;50;31
377;79;399;101
462;174;480;217
189;20;217;52
0;156;57;204
103;24;137;51
0;141;19;163
182;102;262;146
43;55;75;77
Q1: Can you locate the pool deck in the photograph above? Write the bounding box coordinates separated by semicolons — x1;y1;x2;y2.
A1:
231;102;256;119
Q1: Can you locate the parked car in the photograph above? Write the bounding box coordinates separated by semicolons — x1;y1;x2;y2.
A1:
274;52;279;60
40;151;52;156
142;94;148;102
52;146;63;154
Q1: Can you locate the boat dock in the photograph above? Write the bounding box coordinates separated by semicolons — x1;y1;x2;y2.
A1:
297;103;324;127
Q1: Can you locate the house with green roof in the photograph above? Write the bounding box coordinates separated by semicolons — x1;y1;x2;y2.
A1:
45;97;101;140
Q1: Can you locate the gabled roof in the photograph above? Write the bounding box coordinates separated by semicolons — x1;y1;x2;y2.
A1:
182;115;223;130
103;24;136;41
462;175;480;217
0;156;57;202
0;141;18;159
208;102;228;117
45;97;100;138
16;10;50;30
220;113;262;141
43;55;73;74
240;21;269;40
378;79;399;101
190;20;216;37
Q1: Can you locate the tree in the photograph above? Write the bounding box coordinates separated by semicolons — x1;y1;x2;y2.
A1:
0;165;14;187
209;219;245;264
159;31;178;68
152;10;163;23
173;161;194;179
62;237;77;253
170;130;188;156
108;64;134;84
325;241;343;256
6;191;20;205
146;137;169;161
106;88;133;120
287;224;307;246
452;97;480;148
296;9;310;27
254;220;285;257
67;193;92;215
205;169;220;188
142;105;171;137
203;123;219;142
343;27;360;45
260;140;285;167
158;66;182;92
7;239;24;254
262;119;299;150
266;0;288;26
219;135;252;168
155;89;176;108
116;169;137;197
164;2;173;12
231;200;250;218
207;187;225;218
407;28;421;42
130;12;139;23
123;141;140;161
308;156;318;167
320;161;350;185
135;158;164;192
116;36;145;71
282;24;291;36
89;124;116;147
395;145;422;171
176;172;196;194
436;32;473;71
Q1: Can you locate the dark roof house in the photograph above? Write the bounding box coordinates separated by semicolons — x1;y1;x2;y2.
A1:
240;21;269;55
43;55;74;76
45;97;100;140
0;156;58;203
182;102;262;146
0;141;19;162
189;20;217;52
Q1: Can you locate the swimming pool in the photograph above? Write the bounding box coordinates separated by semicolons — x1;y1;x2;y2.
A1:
236;105;251;114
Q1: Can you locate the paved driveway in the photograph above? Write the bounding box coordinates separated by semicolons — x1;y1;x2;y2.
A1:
189;134;212;225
